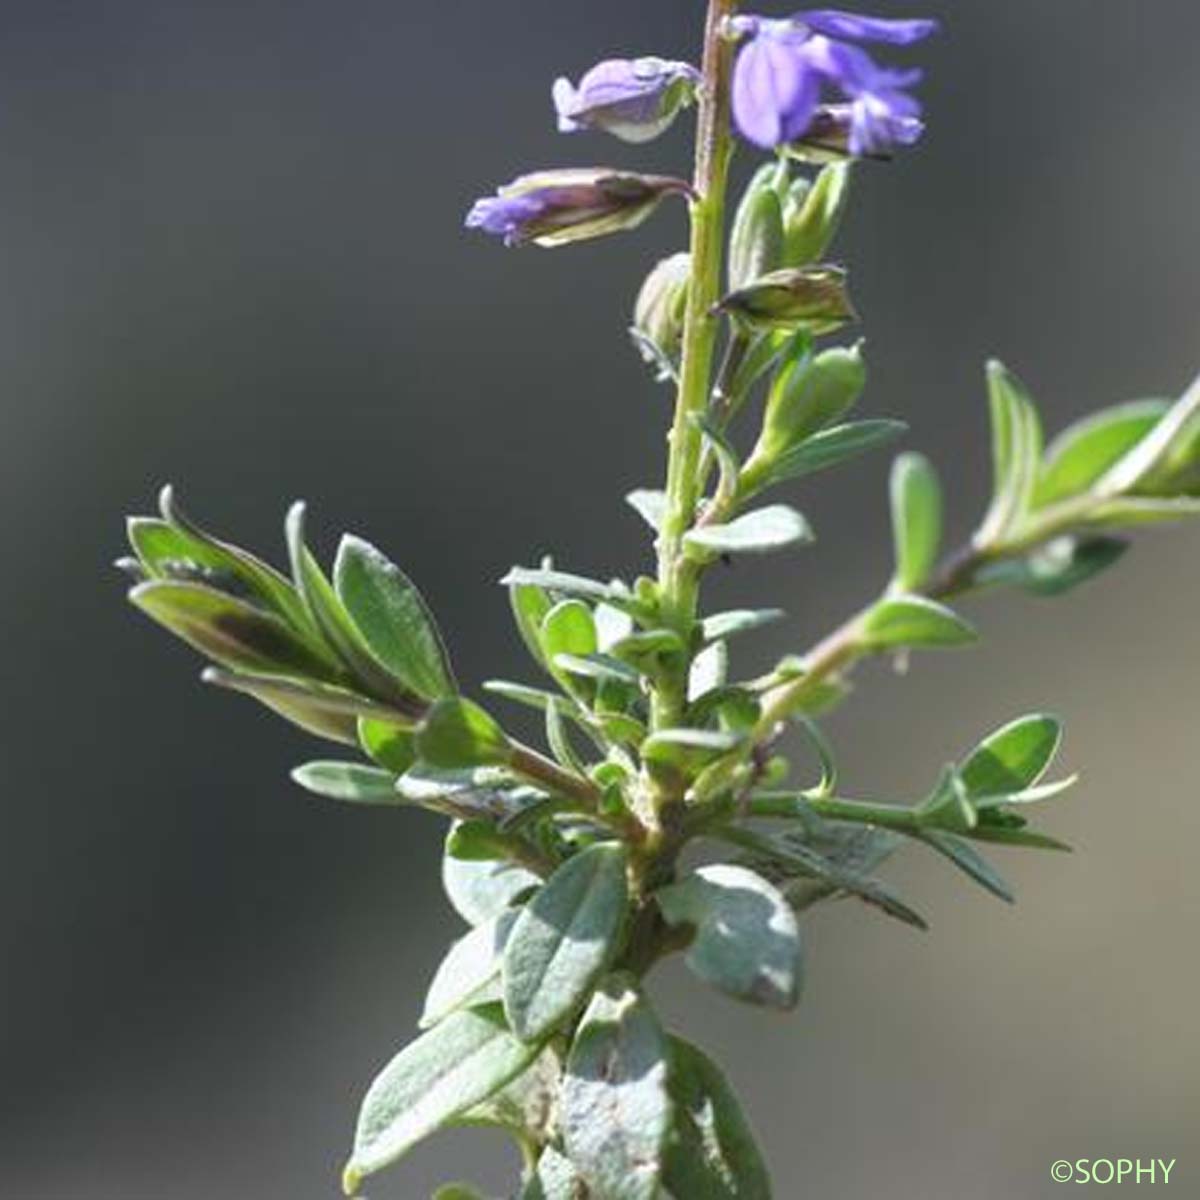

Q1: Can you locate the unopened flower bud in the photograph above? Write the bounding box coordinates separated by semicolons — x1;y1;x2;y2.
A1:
633;252;691;367
466;169;691;249
715;265;857;334
783;162;852;266
784;102;924;163
727;162;786;291
553;57;700;144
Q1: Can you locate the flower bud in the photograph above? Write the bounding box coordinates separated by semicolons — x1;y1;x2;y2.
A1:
632;252;691;369
783;162;852;266
553;57;700;144
466;169;691;249
715;265;857;334
783;103;925;163
727;162;786;291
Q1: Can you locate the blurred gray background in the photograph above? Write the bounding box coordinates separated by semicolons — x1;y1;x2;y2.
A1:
2;1;1197;1196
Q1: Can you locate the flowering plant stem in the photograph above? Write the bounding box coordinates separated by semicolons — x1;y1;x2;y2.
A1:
651;0;738;791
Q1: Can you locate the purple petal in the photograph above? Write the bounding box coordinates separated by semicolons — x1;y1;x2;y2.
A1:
797;9;939;46
732;36;818;149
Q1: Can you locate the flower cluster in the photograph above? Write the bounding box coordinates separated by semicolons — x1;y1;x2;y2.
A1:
730;10;939;154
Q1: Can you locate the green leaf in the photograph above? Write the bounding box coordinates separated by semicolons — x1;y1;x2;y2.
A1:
541;599;598;665
746;419;906;494
700;609;785;642
919;831;1014;904
509;576;554;669
1035;399;1169;506
545;697;587;776
291;761;403;806
442;831;540;926
334;535;456;700
421;911;518;1028
609;628;685;672
626;488;667;533
417;698;513;769
663;1036;772;1200
861;595;977;650
890;452;943;591
503;843;628;1042
522;1147;584;1200
722;827;927;930
401;770;525;819
657;865;802;1009
917;767;978;834
342;1003;541;1194
561;976;672;1200
130;580;336;678
457;1044;562;1147
642;728;745;774
286;502;414;705
554;652;641;685
357;717;418;773
502;567;632;609
684;505;812;558
1086;495;1200;527
688;640;729;702
202;667;397;745
974;535;1129;597
978;361;1043;543
959;714;1061;798
432;1185;486;1200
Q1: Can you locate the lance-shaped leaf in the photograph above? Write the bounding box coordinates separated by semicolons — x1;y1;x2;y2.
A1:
442;830;540;926
291;761;404;806
716;265;856;334
700;608;786;642
688;640;729;702
417;698;513;769
457;1044;562;1148
202;667;404;745
890;452;943;591
502;567;639;613
421;910;519;1028
974;535;1128;597
684;505;812;558
503;843;629;1042
432;1186;486;1200
561;976;672;1200
342;1003;542;1194
663;1036;772;1200
130;580;336;678
643;728;745;775
1035;399;1170;507
977;361;1043;544
919;831;1014;904
861;594;977;650
958;714;1062;798
509;575;554;669
334;535;456;701
657;865;803;1009
744;419;906;495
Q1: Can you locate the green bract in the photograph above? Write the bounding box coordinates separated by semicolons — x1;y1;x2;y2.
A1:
115;7;1200;1197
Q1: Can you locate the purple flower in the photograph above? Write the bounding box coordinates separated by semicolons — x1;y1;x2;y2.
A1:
730;9;938;154
553;57;701;144
466;169;691;249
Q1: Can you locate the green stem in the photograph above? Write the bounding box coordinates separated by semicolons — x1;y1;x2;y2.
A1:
653;0;738;734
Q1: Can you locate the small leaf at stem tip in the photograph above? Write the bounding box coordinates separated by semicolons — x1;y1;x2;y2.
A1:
540;599;598;665
501;566;636;610
291;761;403;806
977;360;1043;544
657;864;803;1009
974;535;1129;597
684;504;812;558
333;534;456;701
560;976;672;1200
861;594;977;650
958;714;1061;798
890;451;943;591
502;843;629;1042
416;698;513;769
